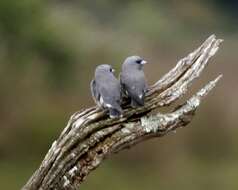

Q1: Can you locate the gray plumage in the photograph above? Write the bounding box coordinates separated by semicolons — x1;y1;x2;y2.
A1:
120;55;148;107
91;64;122;118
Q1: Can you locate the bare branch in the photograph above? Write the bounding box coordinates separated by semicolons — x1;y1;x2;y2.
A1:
22;35;223;190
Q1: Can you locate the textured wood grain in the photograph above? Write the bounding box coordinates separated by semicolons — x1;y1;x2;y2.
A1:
22;35;223;190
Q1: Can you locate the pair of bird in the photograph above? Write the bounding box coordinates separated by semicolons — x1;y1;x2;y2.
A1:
91;55;148;118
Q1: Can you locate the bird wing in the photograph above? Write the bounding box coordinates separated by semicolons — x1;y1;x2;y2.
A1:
121;71;147;105
90;79;100;106
97;77;121;109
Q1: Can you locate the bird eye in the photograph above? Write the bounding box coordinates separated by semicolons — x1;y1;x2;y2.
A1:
136;59;142;64
110;68;115;72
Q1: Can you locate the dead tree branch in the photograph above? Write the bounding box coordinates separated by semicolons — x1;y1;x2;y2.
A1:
22;35;223;190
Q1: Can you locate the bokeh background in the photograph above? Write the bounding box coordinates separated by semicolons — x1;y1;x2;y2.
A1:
0;0;237;189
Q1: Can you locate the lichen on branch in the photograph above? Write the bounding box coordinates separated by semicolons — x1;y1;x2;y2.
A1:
22;35;223;190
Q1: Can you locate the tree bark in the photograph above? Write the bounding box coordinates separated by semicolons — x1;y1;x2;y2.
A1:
22;35;223;190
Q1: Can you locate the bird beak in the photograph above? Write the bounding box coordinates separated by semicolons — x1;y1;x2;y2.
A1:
141;60;147;65
112;69;115;73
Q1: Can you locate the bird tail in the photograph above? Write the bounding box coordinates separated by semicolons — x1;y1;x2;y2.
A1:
109;106;123;118
131;99;144;108
131;95;145;108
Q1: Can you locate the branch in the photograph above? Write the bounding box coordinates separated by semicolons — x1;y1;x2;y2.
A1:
22;35;223;190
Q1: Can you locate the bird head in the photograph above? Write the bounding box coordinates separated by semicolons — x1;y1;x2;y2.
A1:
123;55;147;71
95;64;115;77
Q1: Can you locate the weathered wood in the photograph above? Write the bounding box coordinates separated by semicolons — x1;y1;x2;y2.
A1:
22;35;223;190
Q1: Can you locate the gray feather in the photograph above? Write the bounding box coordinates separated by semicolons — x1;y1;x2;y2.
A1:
91;64;123;117
90;79;102;107
120;56;148;107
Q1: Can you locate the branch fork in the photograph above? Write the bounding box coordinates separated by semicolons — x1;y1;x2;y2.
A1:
22;35;223;190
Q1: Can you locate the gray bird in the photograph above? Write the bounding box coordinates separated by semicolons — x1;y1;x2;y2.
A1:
91;64;123;118
120;56;148;108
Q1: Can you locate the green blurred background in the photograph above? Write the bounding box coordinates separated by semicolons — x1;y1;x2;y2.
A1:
0;0;237;189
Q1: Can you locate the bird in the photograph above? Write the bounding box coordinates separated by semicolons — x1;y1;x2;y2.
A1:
120;55;148;108
91;64;123;118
